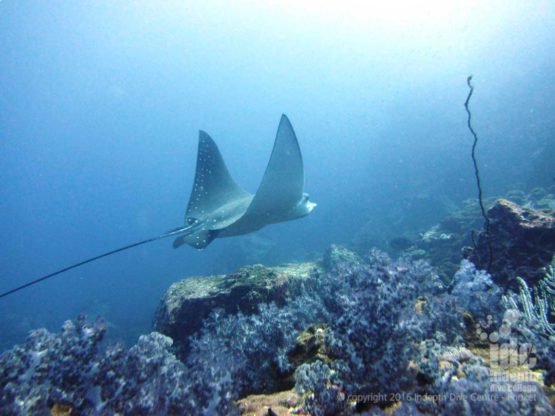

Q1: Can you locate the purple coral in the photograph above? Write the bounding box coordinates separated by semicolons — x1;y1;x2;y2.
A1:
0;316;196;415
0;315;106;414
1;246;553;415
451;259;503;320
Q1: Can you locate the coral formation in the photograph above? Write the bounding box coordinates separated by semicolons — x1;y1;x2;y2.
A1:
0;316;194;415
451;259;503;320
353;188;555;286
502;263;555;386
0;316;107;414
153;262;321;357
471;199;555;287
1;245;554;415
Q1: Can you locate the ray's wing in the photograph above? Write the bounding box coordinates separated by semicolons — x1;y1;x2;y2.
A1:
185;131;252;225
176;131;253;249
242;114;304;223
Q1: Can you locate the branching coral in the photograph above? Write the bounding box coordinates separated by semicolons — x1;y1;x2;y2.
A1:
501;262;555;386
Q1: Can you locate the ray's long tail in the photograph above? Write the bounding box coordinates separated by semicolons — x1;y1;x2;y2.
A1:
0;226;192;299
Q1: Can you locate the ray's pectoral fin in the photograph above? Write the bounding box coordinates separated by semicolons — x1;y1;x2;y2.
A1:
248;115;305;217
186;131;251;221
222;114;316;236
176;131;253;249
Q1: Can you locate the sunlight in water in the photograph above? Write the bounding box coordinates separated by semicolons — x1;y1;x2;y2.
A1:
286;0;476;28
261;0;537;43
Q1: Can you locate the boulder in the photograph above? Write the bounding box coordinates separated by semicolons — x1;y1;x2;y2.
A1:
471;198;555;287
153;262;322;356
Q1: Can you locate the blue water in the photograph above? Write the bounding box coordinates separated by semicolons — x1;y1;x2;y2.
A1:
1;0;554;350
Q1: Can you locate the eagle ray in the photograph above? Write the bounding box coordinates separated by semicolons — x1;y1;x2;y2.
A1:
0;114;316;298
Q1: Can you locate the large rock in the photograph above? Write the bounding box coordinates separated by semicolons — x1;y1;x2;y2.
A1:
153;262;322;355
471;198;555;287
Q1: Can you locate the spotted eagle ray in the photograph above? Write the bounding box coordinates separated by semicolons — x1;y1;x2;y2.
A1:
0;114;316;298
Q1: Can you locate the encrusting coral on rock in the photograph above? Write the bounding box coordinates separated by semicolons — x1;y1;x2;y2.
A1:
153;262;321;358
471;198;555;288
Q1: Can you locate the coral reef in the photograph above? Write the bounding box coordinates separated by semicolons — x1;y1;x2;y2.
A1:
354;187;555;286
502;263;555;386
471;199;555;288
315;249;455;399
153;262;321;357
451;259;503;321
412;342;553;416
0;315;107;415
2;245;554;415
0;316;195;415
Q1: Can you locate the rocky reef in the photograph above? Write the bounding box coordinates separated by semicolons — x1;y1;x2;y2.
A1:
1;243;554;415
153;262;321;358
365;187;555;285
471;198;555;288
